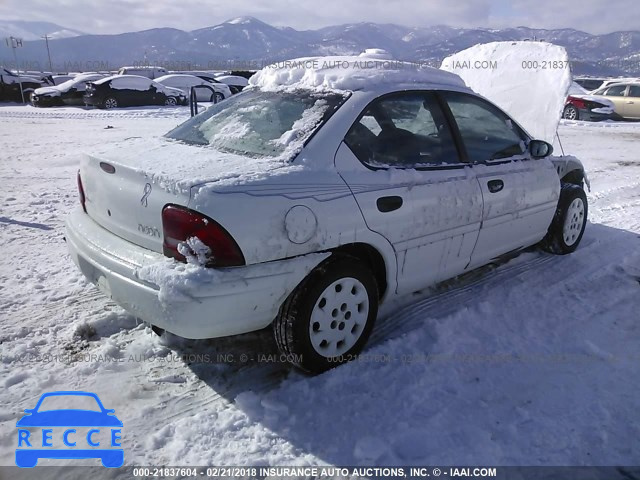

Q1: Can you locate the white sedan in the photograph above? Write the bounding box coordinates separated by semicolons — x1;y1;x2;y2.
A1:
66;55;588;373
155;74;231;102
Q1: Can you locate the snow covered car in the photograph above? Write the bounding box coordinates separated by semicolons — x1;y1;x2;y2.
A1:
0;67;44;102
116;66;167;79
154;74;231;102
214;74;250;94
66;56;589;373
32;74;105;107
563;94;615;121
83;75;187;109
589;82;640;120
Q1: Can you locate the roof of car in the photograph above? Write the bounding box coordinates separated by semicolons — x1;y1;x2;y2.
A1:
156;74;202;81
249;55;467;93
598;81;640;89
93;74;149;85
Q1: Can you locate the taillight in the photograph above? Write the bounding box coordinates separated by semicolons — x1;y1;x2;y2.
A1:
567;96;586;110
77;170;87;213
161;205;245;268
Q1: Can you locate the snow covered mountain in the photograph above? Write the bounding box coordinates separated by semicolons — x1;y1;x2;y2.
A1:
4;16;640;76
0;20;85;41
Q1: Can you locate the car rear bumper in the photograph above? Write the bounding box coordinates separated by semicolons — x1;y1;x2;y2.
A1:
580;108;614;121
65;208;326;339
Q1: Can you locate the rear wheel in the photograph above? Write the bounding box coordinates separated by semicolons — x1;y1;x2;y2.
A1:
273;254;378;373
164;96;177;106
103;97;118;109
563;104;579;120
541;183;588;254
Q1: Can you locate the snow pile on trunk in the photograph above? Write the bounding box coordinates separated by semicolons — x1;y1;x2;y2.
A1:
441;42;571;144
250;56;466;92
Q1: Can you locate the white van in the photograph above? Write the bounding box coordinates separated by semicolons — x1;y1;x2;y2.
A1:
116;66;167;79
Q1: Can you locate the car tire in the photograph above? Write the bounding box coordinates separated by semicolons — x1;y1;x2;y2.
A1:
213;92;224;103
164;96;177;106
103;97;118;109
563;104;579;120
273;254;378;374
541;183;588;255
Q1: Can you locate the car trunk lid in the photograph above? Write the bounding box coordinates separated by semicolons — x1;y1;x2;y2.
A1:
79;135;300;252
79;138;199;253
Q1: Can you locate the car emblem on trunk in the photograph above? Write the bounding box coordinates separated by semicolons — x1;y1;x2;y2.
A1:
140;183;152;207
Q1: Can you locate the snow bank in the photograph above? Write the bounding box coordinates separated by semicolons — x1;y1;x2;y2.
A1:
441;42;572;144
250;56;466;92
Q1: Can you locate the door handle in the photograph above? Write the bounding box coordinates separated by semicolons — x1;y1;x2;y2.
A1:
487;179;504;193
626;101;634;104
376;195;403;212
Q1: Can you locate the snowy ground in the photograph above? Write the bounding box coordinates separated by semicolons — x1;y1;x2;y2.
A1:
1;105;639;474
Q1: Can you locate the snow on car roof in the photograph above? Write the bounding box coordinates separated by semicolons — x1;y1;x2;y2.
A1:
155;74;205;83
92;74;149;85
249;55;467;92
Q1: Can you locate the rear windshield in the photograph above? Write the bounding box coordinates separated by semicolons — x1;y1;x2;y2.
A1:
165;90;347;158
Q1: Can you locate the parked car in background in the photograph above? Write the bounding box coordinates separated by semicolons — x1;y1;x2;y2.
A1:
83;75;186;109
563;81;615;121
32;74;105;107
574;77;607;91
589;82;640;120
67;56;589;373
595;78;640;92
50;74;75;86
213;74;250;94
155;74;231;102
0;67;45;102
117;66;167;79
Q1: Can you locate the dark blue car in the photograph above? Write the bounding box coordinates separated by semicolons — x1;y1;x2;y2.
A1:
16;391;123;468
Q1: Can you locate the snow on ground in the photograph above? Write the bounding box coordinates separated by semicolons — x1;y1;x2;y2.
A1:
1;104;639;474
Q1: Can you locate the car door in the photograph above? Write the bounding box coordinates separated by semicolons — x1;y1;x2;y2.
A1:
439;91;560;268
108;77;131;105
336;91;483;295
133;77;155;105
598;84;628;117
623;85;640;119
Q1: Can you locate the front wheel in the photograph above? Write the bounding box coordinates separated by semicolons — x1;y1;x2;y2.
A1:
541;183;588;254
273;254;378;373
164;96;177;106
213;92;224;103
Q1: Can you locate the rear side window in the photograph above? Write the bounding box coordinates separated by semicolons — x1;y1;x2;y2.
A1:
628;85;640;97
441;92;526;163
165;90;346;158
345;91;460;169
604;85;627;96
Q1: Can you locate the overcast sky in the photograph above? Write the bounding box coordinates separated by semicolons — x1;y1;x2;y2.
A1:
1;0;638;35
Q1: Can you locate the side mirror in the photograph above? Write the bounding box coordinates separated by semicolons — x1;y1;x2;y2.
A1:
529;140;553;158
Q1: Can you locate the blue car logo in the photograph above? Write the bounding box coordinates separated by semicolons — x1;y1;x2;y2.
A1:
16;391;123;468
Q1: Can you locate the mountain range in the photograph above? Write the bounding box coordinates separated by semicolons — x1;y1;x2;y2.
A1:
2;17;639;76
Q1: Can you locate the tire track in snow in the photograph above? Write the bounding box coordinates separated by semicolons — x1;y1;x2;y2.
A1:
0;108;189;121
125;251;560;433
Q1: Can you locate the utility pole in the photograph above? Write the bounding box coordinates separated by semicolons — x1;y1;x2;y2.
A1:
5;36;25;103
42;34;53;73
